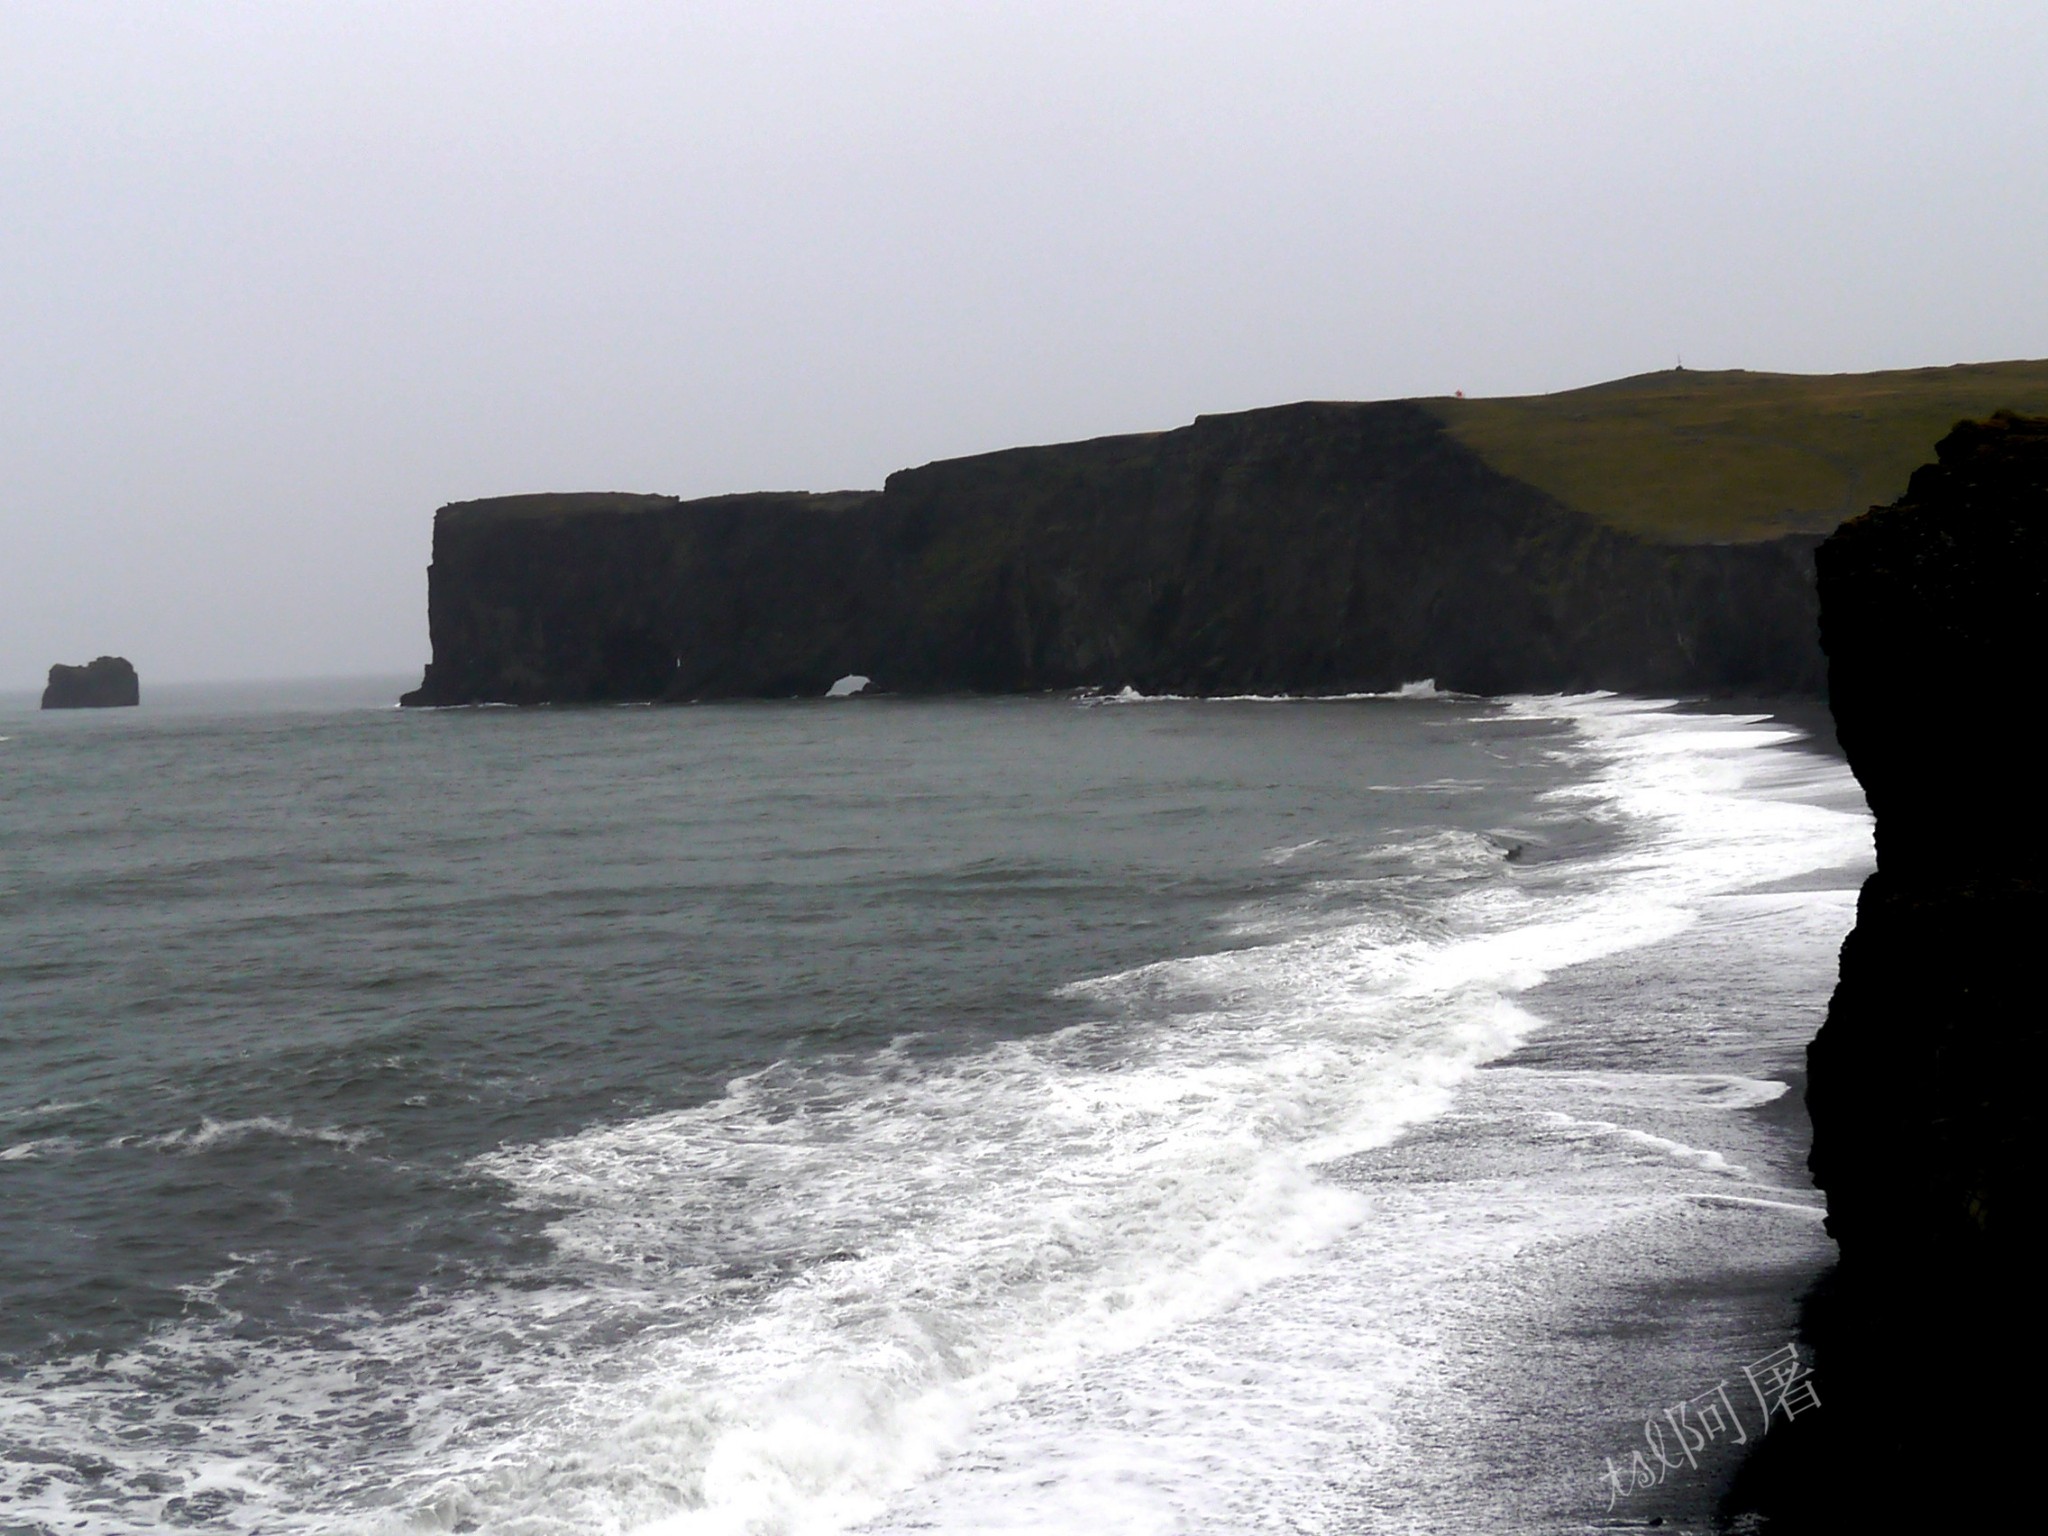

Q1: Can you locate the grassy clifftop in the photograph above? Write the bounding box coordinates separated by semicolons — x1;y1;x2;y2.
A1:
1426;360;2048;543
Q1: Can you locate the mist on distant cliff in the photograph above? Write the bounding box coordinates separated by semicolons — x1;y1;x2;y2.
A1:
3;3;2045;686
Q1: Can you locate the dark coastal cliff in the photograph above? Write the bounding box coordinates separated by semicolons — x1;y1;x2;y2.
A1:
41;656;139;709
1808;413;2046;1262
403;401;1826;705
1731;414;2046;1529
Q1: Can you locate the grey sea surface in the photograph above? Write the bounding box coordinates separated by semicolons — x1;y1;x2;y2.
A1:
0;684;1868;1534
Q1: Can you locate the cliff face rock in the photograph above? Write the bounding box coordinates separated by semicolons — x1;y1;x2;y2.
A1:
402;403;1826;705
1738;414;2045;1528
1808;412;2047;1266
1810;409;2048;1277
41;656;139;709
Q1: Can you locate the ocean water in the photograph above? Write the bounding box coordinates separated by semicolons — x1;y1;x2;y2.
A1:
0;684;1871;1534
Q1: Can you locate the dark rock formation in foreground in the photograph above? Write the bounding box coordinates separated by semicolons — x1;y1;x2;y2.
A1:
41;656;139;709
401;402;1826;706
1727;414;2046;1530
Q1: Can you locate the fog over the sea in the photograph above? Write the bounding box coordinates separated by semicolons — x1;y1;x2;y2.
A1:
3;2;2044;688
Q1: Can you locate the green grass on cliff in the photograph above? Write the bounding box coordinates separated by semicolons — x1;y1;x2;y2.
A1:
1425;360;2048;543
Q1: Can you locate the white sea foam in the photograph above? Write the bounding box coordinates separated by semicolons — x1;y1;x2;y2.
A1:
0;1135;82;1161
1092;679;1453;705
0;1099;93;1123
1536;1110;1750;1175
1261;837;1325;863
1687;1194;1829;1218
1486;1068;1792;1113
126;1116;379;1154
0;695;1870;1535
849;703;1863;1532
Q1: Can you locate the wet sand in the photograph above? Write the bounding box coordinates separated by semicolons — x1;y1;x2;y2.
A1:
1321;839;1861;1531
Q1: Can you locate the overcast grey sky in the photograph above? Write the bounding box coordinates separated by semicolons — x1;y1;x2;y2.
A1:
4;2;2045;687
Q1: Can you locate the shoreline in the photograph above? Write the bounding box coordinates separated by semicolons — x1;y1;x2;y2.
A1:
1329;879;1856;1531
1672;692;1843;760
1335;701;1865;1530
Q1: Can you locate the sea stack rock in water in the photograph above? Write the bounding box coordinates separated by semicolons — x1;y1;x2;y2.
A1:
1757;414;2045;1528
41;656;140;709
